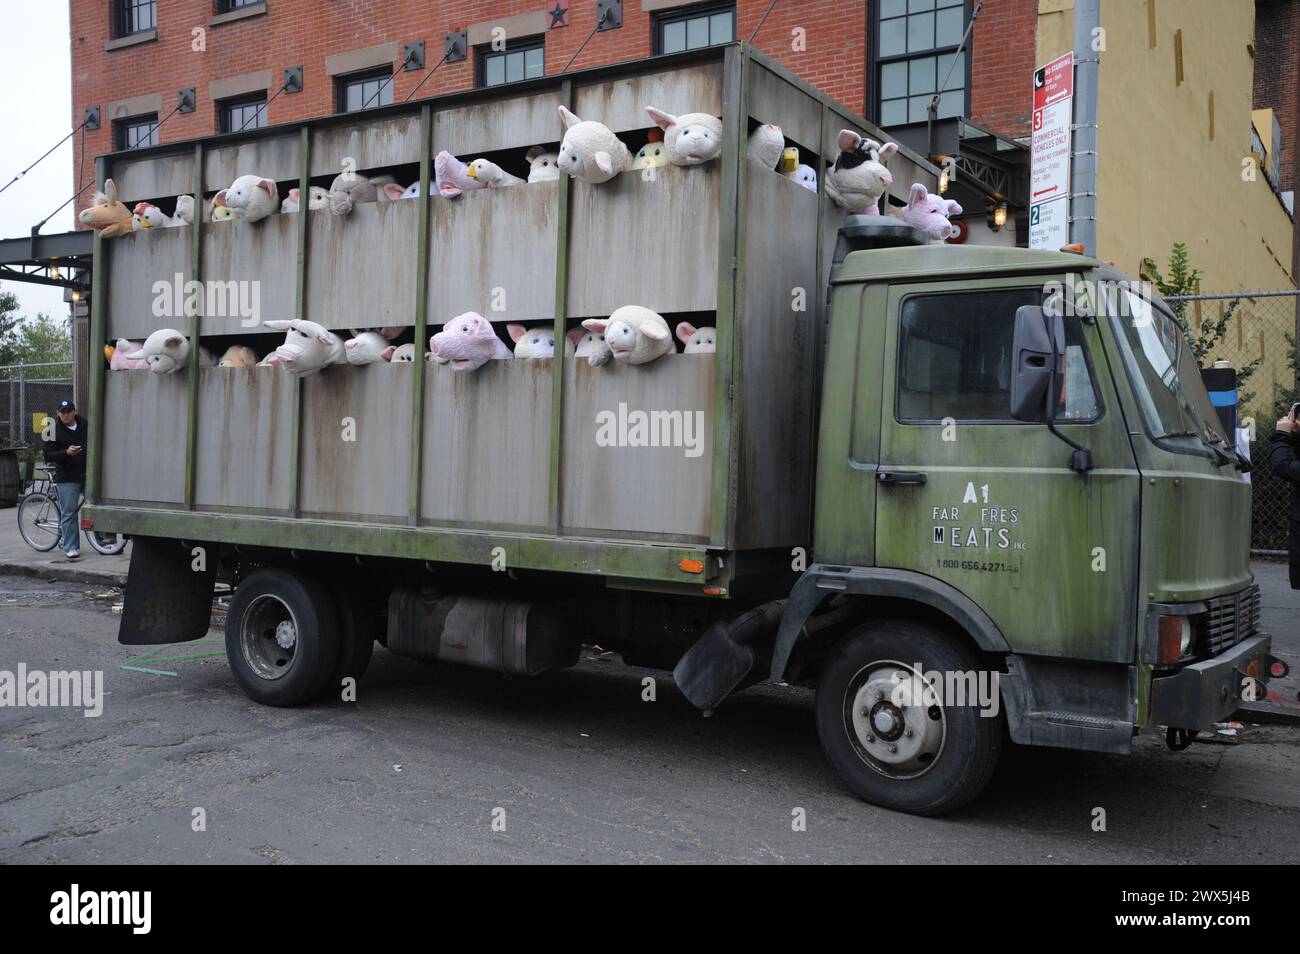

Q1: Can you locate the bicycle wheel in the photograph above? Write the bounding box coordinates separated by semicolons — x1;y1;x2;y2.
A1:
17;493;61;552
85;529;128;556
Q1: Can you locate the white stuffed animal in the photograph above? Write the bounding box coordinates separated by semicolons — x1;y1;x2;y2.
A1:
675;321;716;354
582;306;673;365
507;323;559;358
265;319;345;376
525;146;560;183
557;106;633;184
826;130;897;214
645;107;723;166
381;182;417;201
126;328;191;375
467;159;525;188
389;343;418;363
221;175;280;222
209;193;242;222
344;331;395;365
280;186;328;213
370;175;398;201
566;327;612;367
173;194;195;226
787;163;818;193
217;344;259;368
747;123;784;169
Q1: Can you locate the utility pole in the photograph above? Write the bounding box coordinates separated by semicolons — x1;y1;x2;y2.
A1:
1070;0;1101;255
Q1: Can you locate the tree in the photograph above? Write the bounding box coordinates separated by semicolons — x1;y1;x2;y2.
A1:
7;312;72;365
0;290;21;365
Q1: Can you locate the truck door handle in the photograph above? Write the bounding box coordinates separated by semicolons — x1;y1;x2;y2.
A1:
877;471;927;485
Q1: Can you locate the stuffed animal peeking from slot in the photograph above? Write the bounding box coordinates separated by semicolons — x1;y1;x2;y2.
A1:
645;107;723;166
327;172;384;216
900;182;963;243
343;331;396;365
281;186;329;213
264;319;346;376
525;146;560;183
507;323;565;358
77;179;133;237
631;129;668;171
217;345;259;368
132;200;188;230
582;306;673;366
389;343;419;363
126;328;193;374
429;312;513;371
556;106;633;184
566;327;612;367
434;151;487;198
222;175;280;222
675;322;716;354
208;192;241;221
466;159;525;188
788;163;818;193
747;123;785;169
826;130;897;214
107;338;149;370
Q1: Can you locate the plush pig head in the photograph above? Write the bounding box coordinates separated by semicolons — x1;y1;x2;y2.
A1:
901;182;963;242
434;151;487;198
429;313;513;371
109;338;149;370
265;319;345;375
583;306;673;365
646;107;723;166
327;171;378;216
566;328;612;367
281;185;328;213
675;321;716;354
344;331;394;365
507;323;557;359
557;106;633;184
525;146;560;183
218;344;259;368
224;175;280;222
747;123;785;169
826;130;897;214
126;328;191;375
78;179;133;237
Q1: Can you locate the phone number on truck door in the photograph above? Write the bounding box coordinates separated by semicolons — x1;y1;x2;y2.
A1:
936;558;1020;574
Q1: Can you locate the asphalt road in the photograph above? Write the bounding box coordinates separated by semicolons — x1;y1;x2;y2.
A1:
2;573;1298;864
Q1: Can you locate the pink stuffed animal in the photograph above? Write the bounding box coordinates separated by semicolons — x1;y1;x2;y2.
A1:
429;313;512;371
434;151;487;198
344;331;395;365
108;338;149;370
900;182;963;243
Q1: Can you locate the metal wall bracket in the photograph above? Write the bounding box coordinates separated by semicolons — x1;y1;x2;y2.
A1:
445;31;467;62
283;66;303;93
597;0;622;30
402;40;425;70
83;106;101;131
178;87;196;113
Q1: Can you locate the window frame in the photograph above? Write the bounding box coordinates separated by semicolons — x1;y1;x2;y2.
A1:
114;113;159;151
652;1;737;56
335;66;394;114
893;285;1105;427
214;0;261;12
474;35;546;89
114;0;156;37
871;0;972;128
218;91;268;134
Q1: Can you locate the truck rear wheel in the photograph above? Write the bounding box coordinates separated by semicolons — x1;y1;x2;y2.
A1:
225;568;340;707
814;620;1002;816
327;587;376;694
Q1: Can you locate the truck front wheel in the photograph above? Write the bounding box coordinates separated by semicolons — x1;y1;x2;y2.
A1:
814;620;1002;816
225;568;341;707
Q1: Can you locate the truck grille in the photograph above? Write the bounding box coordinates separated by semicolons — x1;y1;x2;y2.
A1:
1203;585;1260;655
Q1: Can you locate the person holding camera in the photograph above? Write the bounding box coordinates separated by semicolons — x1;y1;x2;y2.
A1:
42;399;87;560
1270;403;1300;589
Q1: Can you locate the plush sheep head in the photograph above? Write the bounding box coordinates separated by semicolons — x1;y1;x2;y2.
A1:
264;319;345;375
218;345;259;368
78;179;133;237
826;130;897;214
566;328;612;367
281;185;328;213
389;343;417;363
327;171;379;216
507;323;557;359
429;312;513;371
224;175;280;222
343;331;394;366
557;106;633;184
126;328;191;375
646;107;723;166
466;159;524;188
525;146;560;183
173;194;195;225
675;321;716;354
632;129;668;170
747;123;785;169
396;182;420;199
434;151;487;198
901;182;963;242
582;306;673;366
109;338;149;370
789;163;818;193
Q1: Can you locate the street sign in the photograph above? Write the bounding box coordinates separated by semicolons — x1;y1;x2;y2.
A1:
1030;51;1073;250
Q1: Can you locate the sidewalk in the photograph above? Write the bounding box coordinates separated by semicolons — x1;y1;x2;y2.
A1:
0;508;129;586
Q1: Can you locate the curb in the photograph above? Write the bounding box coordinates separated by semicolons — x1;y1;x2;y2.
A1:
0;560;127;588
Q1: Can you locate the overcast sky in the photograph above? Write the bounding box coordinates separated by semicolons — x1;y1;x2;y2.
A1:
0;4;74;322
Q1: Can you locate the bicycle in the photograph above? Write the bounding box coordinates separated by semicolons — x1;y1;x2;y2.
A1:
16;469;128;556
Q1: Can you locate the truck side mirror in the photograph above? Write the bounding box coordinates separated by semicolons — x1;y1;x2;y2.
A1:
1010;305;1063;423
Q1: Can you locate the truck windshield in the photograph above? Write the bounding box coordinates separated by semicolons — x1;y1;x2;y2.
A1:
1108;287;1230;449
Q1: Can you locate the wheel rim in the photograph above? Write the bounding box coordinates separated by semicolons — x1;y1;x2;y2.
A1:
18;496;60;551
842;660;946;780
239;593;301;681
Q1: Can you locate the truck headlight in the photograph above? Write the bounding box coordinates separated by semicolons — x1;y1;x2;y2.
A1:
1156;615;1193;664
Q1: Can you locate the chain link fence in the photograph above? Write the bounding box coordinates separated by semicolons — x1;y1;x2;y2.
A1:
0;360;74;450
1166;290;1300;555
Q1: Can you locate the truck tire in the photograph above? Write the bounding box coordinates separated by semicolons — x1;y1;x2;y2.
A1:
327;587;375;694
225;568;341;707
814;620;1002;816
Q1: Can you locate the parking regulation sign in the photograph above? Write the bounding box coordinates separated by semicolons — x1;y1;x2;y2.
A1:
1029;52;1073;249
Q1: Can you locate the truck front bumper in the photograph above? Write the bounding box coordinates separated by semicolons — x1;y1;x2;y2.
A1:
1148;634;1271;731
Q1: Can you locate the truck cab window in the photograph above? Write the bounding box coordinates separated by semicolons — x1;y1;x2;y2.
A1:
897;288;1099;423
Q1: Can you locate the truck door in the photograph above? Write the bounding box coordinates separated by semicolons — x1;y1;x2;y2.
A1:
873;278;1142;664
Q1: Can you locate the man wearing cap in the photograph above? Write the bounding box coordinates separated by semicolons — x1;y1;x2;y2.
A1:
43;399;87;560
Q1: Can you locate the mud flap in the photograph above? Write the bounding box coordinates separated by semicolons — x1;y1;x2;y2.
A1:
118;536;218;645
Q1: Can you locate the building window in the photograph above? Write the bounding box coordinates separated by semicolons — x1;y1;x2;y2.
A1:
114;114;159;151
477;38;545;88
877;0;968;127
216;0;261;10
219;93;268;134
337;68;393;113
655;3;735;55
114;0;156;36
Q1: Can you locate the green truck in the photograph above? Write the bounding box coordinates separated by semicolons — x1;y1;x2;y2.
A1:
86;45;1274;815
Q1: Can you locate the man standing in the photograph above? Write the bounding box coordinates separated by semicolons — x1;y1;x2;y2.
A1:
43;399;87;560
1270;407;1300;589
